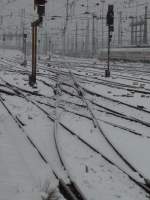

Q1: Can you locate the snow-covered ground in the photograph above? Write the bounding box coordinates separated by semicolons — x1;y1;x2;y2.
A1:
0;49;150;200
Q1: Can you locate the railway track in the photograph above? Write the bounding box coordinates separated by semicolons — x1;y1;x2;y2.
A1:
2;60;150;137
3;59;149;138
32;64;150;192
1;56;150;199
44;72;150;134
49;59;150;91
41;62;150;128
2;56;150;99
2;77;148;140
2;55;150;87
40;61;150;101
68;70;150;190
50;74;150;198
0;71;150;199
0;83;87;200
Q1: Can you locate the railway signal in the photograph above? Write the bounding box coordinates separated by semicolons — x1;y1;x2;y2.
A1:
35;0;47;20
106;5;114;26
34;0;47;12
105;4;114;77
29;0;47;87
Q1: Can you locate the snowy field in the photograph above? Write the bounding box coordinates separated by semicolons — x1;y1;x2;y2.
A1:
0;49;150;200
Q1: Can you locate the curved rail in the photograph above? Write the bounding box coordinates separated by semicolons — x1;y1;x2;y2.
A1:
69;70;150;191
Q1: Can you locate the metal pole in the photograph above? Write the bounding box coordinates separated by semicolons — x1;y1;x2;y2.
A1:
49;39;51;60
63;0;69;55
92;15;96;57
139;17;142;45
118;11;123;47
24;36;27;65
105;26;110;77
101;0;105;49
135;1;138;46
3;34;5;57
131;17;134;45
96;16;98;50
29;0;46;86
85;17;89;57
35;25;37;68
30;24;37;86
71;33;74;54
108;27;110;72
63;30;66;55
23;34;27;66
21;9;25;53
32;25;35;82
45;31;48;55
75;22;78;56
143;6;148;44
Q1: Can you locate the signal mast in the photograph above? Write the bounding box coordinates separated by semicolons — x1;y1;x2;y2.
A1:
29;0;47;86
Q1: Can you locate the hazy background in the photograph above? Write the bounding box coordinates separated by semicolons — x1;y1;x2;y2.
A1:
0;0;149;56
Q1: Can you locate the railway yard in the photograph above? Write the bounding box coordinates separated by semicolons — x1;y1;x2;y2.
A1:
0;49;150;200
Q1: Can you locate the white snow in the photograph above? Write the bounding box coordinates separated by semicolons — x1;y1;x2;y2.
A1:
0;49;150;199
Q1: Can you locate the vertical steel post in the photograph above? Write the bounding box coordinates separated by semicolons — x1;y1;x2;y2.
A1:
3;34;5;56
131;17;134;45
31;24;35;83
92;15;96;57
118;11;122;47
135;3;138;46
35;25;37;69
63;30;66;56
49;39;51;60
21;9;25;53
108;27;110;72
23;34;27;66
75;22;78;56
101;0;105;49
63;0;69;56
139;17;142;45
105;26;110;77
24;36;27;63
30;24;37;85
85;17;89;57
143;6;148;44
29;0;46;86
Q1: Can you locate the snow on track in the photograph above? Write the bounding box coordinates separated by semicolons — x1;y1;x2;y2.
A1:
0;98;58;199
56;121;149;200
0;92;69;184
1;51;150;199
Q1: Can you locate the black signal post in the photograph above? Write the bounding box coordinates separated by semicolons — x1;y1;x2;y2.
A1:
105;4;114;78
22;33;27;67
29;0;47;87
